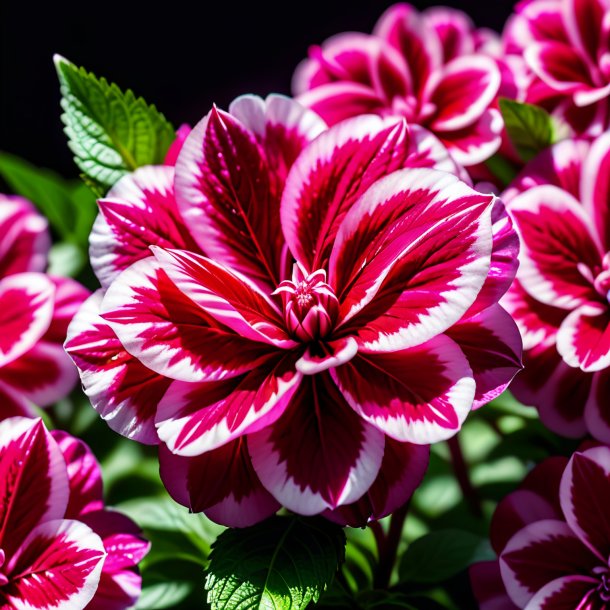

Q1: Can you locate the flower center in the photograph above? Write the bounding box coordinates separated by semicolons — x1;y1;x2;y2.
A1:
274;265;339;342
0;549;8;587
593;565;610;602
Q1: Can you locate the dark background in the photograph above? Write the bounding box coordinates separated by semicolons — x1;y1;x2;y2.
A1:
1;0;516;177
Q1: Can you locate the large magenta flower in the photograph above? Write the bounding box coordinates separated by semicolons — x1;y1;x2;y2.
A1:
292;3;502;166
471;445;610;609
502;134;610;442
0;417;149;610
65;95;521;526
0;194;89;417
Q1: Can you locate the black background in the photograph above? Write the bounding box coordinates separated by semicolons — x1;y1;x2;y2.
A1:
1;0;516;176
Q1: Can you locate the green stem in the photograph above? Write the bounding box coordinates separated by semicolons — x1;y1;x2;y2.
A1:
447;434;482;517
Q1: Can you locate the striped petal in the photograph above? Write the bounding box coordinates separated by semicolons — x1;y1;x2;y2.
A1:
65;291;171;445
331;334;475;444
524;575;598;610
156;355;301;456
159;439;280;528
330;168;493;351
584;369;610;442
91;165;201;289
248;373;385;514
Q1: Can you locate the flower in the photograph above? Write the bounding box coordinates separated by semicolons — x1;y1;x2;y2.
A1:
502;134;610;442
66;95;521;526
0;194;89;417
471;445;610;609
0;417;149;610
292;3;503;166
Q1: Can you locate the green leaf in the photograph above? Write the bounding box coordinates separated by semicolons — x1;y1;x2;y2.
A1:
206;516;346;610
55;55;176;191
499;98;556;162
399;529;491;585
0;151;96;247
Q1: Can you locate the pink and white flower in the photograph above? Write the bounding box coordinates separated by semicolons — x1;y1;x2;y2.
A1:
66;94;521;526
0;417;149;610
0;195;89;418
292;3;503;166
471;445;610;609
503;134;610;442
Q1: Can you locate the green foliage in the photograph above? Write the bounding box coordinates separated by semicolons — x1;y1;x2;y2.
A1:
205;516;346;610
0;151;96;251
55;55;175;191
499;98;557;162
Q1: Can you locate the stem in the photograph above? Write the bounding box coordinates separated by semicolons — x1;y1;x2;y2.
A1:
447;434;482;517
373;501;410;589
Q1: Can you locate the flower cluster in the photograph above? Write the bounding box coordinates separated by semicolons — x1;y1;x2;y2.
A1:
0;417;149;610
65;94;522;527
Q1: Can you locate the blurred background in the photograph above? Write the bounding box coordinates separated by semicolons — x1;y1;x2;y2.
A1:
2;0;516;176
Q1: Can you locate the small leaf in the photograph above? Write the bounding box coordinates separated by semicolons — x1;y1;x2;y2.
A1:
55;55;175;191
399;529;491;585
0;151;95;246
499;98;556;162
206;516;346;610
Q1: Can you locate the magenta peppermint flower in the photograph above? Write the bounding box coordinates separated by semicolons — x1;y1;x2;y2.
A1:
0;194;89;417
292;3;502;166
502;134;610;442
65;94;521;526
471;445;610;609
0;417;149;610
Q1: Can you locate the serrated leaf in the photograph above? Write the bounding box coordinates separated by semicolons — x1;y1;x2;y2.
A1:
206;516;346;610
499;98;556;162
55;55;175;191
399;529;491;585
0;150;96;248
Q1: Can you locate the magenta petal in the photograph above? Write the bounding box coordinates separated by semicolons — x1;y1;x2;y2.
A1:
249;373;384;514
65;291;170;445
423;7;476;62
325;438;429;527
331;334;475;444
331;169;493;351
295;336;358;375
155;356;301;456
499;519;598;607
509;185;602;309
429;55;500;132
91;165;201;289
0;273;54;367
559;446;610;560
448;305;523;409
281;115;411;271
51;431;104;519
470;560;518;610
0;418;69;557
0;195;50;277
565;0;606;66
101;258;277;383
159;439;280;528
584;369;610;442
0;381;33;418
524;575;599;610
3;519;105;610
556;304;610;372
404;124;462;174
42;276;90;345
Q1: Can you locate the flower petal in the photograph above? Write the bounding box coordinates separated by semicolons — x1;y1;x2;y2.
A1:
248;373;385;514
423;7;476;62
499;519;598;608
469;560;517;610
447;305;523;409
556;304;610;372
325;438;429;527
584;369;610;442
159;439;280;528
65;291;170;445
509;185;602;309
332;334;475;444
0;381;33;418
281;115;411;271
330;168;493;351
429;55;500;132
559;446;610;561
51;431;103;519
91;165;201;289
156;355;301;456
4;519;105;610
0;195;50;277
524;575;599;610
295;336;358;375
101;258;277;383
0;418;69;557
564;0;606;66
42;276;90;345
0;273;54;367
